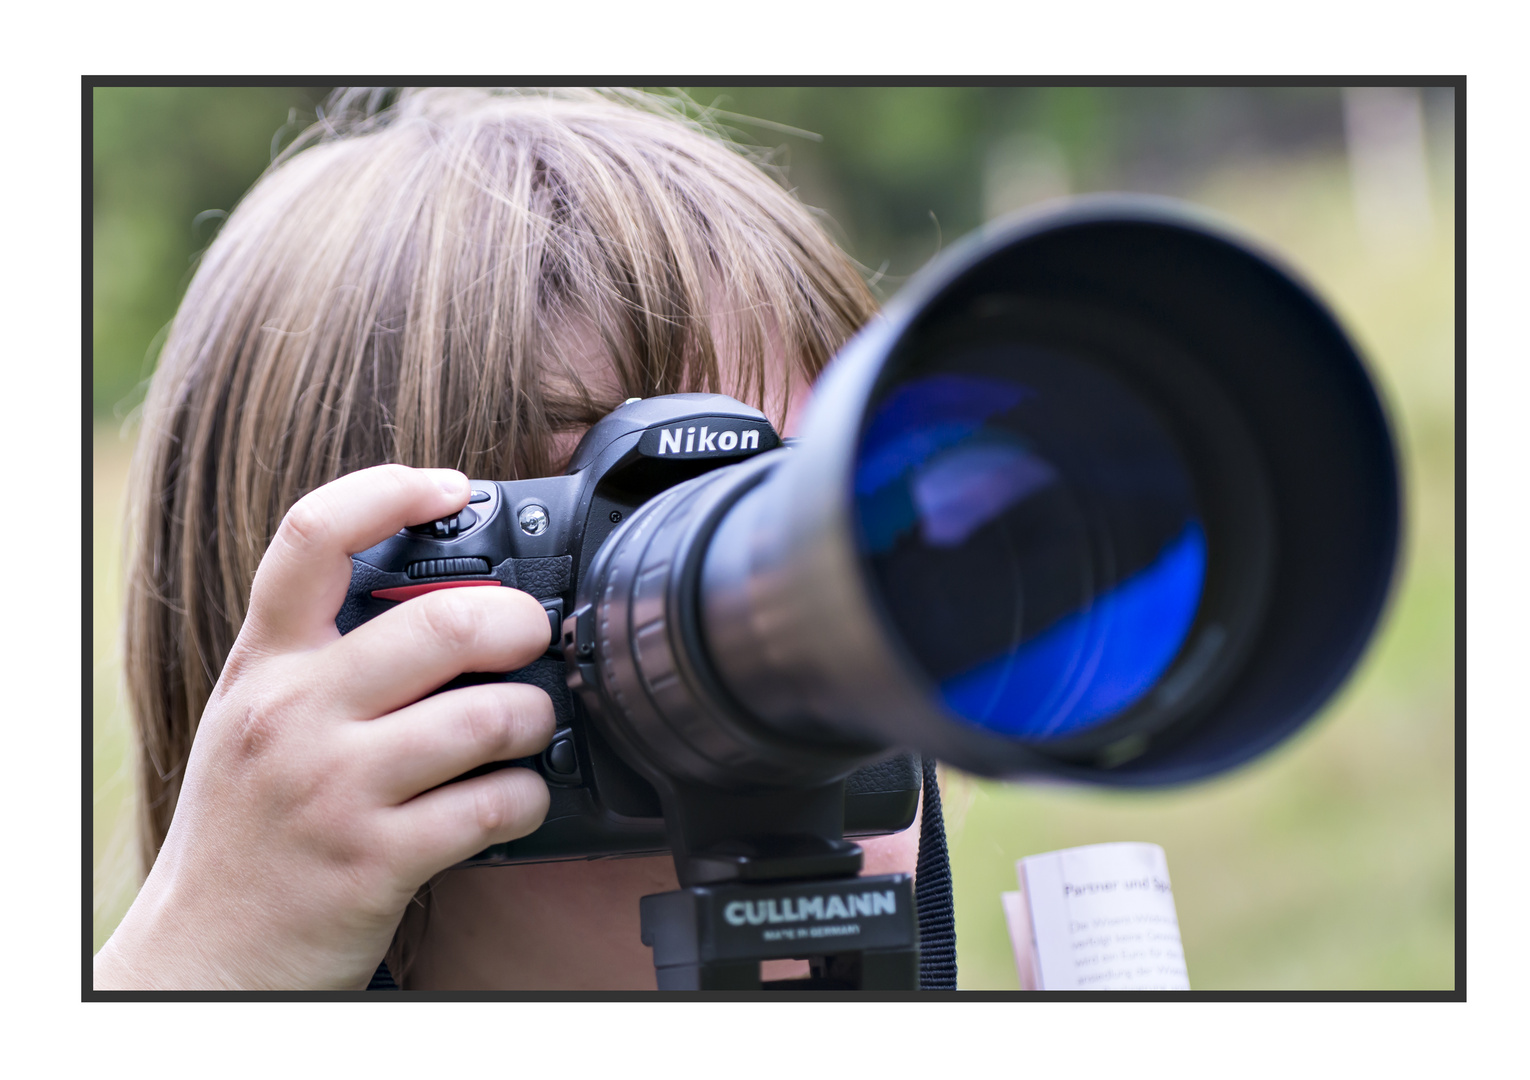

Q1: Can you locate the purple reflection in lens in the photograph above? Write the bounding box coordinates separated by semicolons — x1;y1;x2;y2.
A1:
912;442;1059;547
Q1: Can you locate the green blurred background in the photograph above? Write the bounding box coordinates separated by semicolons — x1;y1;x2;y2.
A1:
92;85;1456;989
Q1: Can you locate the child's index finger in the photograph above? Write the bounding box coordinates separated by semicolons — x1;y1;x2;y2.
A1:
244;465;470;651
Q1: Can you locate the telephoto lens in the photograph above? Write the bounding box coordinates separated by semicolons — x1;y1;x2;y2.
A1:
580;195;1400;791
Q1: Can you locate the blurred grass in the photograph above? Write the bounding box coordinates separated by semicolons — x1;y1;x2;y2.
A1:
91;142;1454;986
93;422;139;952
948;152;1455;990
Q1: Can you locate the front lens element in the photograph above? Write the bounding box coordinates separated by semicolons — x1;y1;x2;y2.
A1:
854;345;1205;742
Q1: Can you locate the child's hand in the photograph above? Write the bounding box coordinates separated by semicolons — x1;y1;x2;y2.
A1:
94;465;555;989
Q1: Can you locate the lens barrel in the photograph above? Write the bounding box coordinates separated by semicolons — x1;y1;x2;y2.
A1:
587;196;1400;788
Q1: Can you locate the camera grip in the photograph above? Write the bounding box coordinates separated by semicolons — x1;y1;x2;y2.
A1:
339;552;581;784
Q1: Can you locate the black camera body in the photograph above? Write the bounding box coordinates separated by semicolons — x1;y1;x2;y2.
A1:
338;394;922;868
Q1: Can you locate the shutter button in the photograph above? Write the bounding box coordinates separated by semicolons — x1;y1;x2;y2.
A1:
406;506;478;539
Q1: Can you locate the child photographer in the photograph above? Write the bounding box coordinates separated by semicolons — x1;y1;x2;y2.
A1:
93;87;922;990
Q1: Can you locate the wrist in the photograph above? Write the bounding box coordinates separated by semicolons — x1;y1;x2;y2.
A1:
93;864;240;990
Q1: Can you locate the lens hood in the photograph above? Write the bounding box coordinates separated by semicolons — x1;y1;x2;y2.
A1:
701;195;1401;785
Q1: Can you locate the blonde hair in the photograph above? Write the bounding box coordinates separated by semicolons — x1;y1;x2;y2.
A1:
123;88;878;881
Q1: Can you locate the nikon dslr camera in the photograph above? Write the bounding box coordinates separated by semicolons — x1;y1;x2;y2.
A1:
339;394;924;869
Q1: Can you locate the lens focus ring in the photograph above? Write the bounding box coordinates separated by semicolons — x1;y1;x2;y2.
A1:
577;461;872;788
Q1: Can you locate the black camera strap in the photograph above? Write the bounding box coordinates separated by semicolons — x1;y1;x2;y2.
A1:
915;756;958;990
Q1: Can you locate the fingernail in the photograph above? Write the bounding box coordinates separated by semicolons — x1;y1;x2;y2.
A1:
435;470;468;497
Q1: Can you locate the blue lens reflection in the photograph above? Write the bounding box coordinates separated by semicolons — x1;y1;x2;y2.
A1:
854;357;1205;743
939;523;1204;738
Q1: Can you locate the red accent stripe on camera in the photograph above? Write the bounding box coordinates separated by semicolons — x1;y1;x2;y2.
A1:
370;580;501;602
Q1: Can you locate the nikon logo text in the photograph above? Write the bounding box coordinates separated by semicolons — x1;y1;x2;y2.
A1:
656;424;760;455
722;890;897;926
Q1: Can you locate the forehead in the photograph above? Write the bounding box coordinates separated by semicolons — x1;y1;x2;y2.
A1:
543;302;803;412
